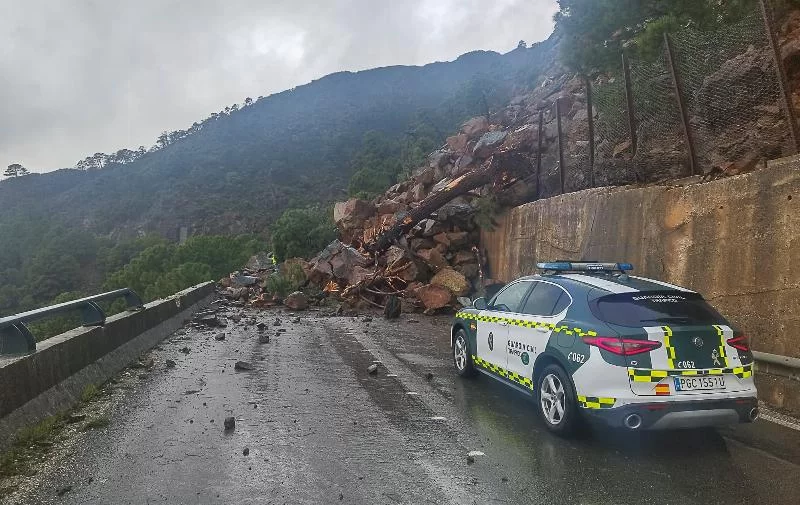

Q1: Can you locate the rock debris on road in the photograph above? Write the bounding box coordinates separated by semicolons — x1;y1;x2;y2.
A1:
3;305;800;505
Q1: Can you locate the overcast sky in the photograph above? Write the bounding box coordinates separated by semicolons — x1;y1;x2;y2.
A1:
1;0;557;173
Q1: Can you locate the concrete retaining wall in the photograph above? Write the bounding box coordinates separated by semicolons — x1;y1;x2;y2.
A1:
482;157;799;414
0;282;215;446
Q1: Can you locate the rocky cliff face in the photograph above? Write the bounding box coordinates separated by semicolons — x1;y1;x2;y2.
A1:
307;11;800;312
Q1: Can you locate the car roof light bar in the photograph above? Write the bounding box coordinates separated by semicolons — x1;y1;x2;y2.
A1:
536;261;634;273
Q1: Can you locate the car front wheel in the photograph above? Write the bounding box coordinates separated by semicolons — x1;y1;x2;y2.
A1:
453;329;477;378
536;364;578;435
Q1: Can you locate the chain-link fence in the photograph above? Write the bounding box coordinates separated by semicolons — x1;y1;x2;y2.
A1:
674;13;793;170
550;0;798;195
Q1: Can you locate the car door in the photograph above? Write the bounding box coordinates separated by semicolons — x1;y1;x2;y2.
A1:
506;281;572;386
476;281;533;374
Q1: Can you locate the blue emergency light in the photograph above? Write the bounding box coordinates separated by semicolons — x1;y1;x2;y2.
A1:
536;261;633;273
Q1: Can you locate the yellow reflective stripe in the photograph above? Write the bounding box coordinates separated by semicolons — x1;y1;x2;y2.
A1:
627;364;753;382
455;313;597;337
713;325;729;367
577;395;616;409
663;325;676;369
471;355;533;389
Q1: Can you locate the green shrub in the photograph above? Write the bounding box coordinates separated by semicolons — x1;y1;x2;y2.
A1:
271;207;336;261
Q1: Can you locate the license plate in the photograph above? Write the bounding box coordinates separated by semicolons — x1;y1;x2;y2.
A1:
673;376;726;391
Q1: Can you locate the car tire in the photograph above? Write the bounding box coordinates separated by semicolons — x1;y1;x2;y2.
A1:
536;364;578;436
452;329;477;378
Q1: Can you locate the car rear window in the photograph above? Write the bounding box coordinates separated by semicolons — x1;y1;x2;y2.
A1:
590;291;726;327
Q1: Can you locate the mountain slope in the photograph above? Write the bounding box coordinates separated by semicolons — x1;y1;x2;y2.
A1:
0;40;554;240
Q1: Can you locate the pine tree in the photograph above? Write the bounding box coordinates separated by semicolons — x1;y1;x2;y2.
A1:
3;163;29;178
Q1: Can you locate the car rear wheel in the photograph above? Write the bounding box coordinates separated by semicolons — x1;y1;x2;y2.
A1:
453;329;477;378
536;364;578;435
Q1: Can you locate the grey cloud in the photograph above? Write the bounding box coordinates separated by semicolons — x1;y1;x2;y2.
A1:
0;0;557;172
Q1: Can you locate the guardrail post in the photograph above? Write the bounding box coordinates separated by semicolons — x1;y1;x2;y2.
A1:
0;324;36;354
82;301;106;327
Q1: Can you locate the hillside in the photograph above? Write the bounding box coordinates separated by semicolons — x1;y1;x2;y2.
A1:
0;41;554;240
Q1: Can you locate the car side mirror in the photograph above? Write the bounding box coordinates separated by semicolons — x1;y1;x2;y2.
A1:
473;297;487;310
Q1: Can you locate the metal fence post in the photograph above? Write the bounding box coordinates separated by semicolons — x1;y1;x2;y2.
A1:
663;32;699;176
760;0;800;152
556;97;565;194
584;75;596;187
536;110;544;199
622;52;638;158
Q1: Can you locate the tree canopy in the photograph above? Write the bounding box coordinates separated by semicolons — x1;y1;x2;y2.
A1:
554;0;761;72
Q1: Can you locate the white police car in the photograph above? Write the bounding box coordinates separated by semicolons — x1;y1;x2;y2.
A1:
451;262;758;434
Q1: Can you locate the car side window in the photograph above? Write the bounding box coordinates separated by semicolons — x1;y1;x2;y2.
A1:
488;282;531;313
522;282;569;316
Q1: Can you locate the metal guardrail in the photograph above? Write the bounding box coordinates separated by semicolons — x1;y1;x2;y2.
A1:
0;288;143;356
754;351;800;371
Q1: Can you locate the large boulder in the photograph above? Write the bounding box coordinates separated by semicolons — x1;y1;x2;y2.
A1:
446;232;469;248
416;248;448;271
348;266;374;286
473;130;508;158
501;124;539;152
415;284;453;310
284;291;308;310
462;116;489;139
431;268;470;297
376;199;404;215
308;240;370;284
446;134;469;154
697;47;773;130
428;150;452;169
333;199;376;231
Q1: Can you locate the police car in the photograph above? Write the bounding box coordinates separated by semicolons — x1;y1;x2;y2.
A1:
450;261;758;434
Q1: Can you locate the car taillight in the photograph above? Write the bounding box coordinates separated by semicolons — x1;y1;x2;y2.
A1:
727;336;750;352
583;337;662;356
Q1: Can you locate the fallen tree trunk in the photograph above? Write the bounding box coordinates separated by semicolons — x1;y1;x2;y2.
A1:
366;153;532;254
366;159;498;254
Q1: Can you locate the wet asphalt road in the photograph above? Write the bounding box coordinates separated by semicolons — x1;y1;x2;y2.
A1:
5;306;800;505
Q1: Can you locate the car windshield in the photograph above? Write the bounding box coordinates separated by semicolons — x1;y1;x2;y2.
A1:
590;291;727;327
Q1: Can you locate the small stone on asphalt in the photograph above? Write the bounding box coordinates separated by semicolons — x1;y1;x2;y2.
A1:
234;361;254;371
215;333;226;341
166;359;176;368
180;347;190;354
258;334;270;344
243;447;250;456
367;364;378;374
224;417;235;431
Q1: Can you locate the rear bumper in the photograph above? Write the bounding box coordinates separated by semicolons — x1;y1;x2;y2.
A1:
583;396;758;430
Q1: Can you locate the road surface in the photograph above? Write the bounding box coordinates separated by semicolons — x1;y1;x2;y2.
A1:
4;305;800;504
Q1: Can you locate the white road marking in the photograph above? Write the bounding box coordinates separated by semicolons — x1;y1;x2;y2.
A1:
406;392;419;395
430;416;447;421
